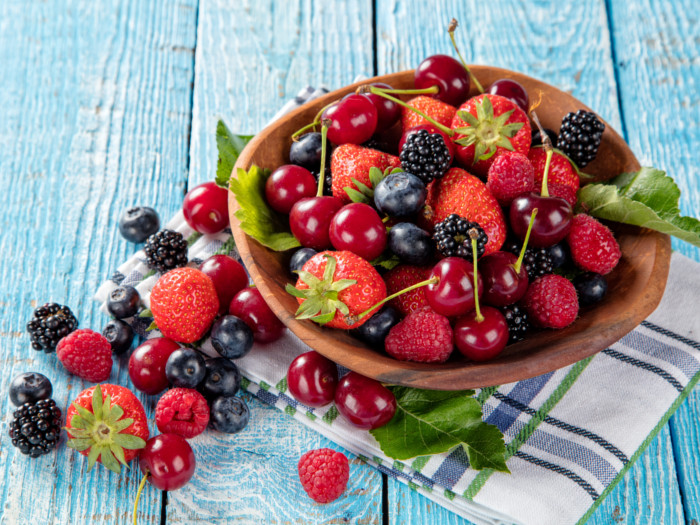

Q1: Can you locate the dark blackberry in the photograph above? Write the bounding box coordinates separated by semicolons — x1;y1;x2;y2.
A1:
504;239;554;281
362;137;390;153
433;215;488;260
9;399;62;458
26;303;78;353
312;166;333;196
500;305;530;344
557;110;605;168
144;229;188;273
531;127;558;148
399;129;451;184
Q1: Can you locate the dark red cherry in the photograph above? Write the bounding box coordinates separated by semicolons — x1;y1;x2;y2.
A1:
199;255;249;314
398;124;455;161
322;95;378;145
139;433;195;491
182;182;229;234
454;306;509;361
509;193;573;248
362;82;401;132
265;165;317;214
287;351;338;407
480;251;528;307
426;257;482;318
488;79;529;113
289;196;344;250
414;54;470;107
329;203;387;261
334;372;396;430
229;287;285;344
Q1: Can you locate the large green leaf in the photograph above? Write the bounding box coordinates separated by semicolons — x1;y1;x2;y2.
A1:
215;120;254;188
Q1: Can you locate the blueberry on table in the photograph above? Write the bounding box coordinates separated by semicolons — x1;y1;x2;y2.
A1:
210;395;250;433
165;348;206;388
9;372;52;406
106;285;140;319
198;357;241;399
210;315;254;359
102;319;134;354
118;206;160;243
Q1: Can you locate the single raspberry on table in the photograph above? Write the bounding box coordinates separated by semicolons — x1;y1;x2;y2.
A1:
384;265;431;317
384;306;453;363
155;388;210;439
298;448;349;504
56;329;113;382
524;274;579;329
567;214;621;275
486;151;535;206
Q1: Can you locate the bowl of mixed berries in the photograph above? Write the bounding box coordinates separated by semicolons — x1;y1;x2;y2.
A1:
227;25;671;390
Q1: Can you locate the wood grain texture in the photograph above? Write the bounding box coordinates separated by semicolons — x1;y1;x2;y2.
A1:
0;0;197;522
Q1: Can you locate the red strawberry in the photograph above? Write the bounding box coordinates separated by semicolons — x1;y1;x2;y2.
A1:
524;274;579;329
288;250;386;329
546;182;578;207
150;267;219;343
528;147;579;194
486;151;535;206
424;167;507;255
451;94;531;176
330;144;401;204
155;388;210;439
567;214;621;275
65;384;149;473
384;306;453;363
56;329;112;382
384;265;431;317
298;448;349;503
401;95;457;131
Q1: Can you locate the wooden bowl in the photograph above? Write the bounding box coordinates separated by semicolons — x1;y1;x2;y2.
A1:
229;67;671;390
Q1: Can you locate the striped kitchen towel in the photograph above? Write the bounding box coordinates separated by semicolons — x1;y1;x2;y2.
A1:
94;86;700;525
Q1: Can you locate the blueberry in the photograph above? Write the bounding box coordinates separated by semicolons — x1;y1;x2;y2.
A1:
198;357;241;399
107;285;140;319
210;396;250;433
164;348;206;388
9;372;52;407
118;206;160;243
574;272;608;306
388;222;434;265
289;247;317;275
354;306;401;348
102;319;134;354
374;172;426;217
211;315;254;359
549;242;570;269
289;132;322;171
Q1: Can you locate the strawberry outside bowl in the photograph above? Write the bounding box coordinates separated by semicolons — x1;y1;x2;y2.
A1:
227;67;671;390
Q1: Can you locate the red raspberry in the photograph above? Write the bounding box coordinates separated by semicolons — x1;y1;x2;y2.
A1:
56;329;112;382
546;182;577;207
298;448;349;504
486;152;535;206
155;388;210;439
567;214;621;275
384;307;453;363
384;265;430;317
524;274;579;329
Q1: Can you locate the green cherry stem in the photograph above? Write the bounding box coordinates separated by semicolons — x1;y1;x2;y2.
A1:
291;101;337;140
353;276;439;322
530;111;554;197
448;18;484;94
316;119;331;197
513;208;539;274
363;85;440;96
469;230;484;323
367;86;455;137
133;471;149;525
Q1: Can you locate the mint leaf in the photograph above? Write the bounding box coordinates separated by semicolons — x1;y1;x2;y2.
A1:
230;165;301;251
370;387;509;472
215;120;254;188
577;167;700;247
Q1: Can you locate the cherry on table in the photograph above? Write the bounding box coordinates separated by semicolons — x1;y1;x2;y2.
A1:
329;202;387;261
199;254;249;314
128;337;181;395
287;351;338;407
139;433;195;491
183;181;230;234
425;257;482;318
229;287;285;344
361;82;401;132
454;306;509;361
480;251;528;307
334;372;396;430
488;79;529;113
265;164;317;214
414;54;470;107
289;196;344;250
322;94;378;145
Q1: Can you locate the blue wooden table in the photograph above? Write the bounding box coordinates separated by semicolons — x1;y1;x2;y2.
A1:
1;1;698;523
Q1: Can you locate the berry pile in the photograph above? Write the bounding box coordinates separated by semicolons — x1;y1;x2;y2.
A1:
9;373;61;458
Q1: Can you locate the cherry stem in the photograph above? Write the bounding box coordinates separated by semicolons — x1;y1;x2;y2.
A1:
367;86;455;137
133;471;149;525
448;18;484;94
469;230;484;323
530;111;554;197
291;120;319;141
355;276;439;321
513;208;538;274
363;86;440;96
316;119;330;197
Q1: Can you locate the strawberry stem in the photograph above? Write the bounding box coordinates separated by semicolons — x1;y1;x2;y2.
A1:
513;208;538;274
133;471;149;525
368;86;455;137
448;18;484;94
317;119;330;197
354;276;439;321
470;230;484;323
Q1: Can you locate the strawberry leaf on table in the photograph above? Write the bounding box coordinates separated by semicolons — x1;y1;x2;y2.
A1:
215;120;254;188
369;387;509;472
577;167;700;247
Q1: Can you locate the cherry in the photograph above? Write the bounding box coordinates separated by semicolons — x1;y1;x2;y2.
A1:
322;94;377;145
128;337;181;395
329;203;387;261
414;55;470;107
480;251;529;307
488;79;529;113
425;257;482;318
361;82;401;132
398;124;455;161
334;372;396;430
287;351;338;407
265;165;317;214
199;254;249;314
139;433;195;491
229;286;285;344
290;196;343;249
182;181;229;234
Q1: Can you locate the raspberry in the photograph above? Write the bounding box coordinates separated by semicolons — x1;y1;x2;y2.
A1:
384;307;453;363
567;214;621;275
384;265;430;317
56;329;113;382
433;214;488;260
400;128;451;184
298;448;349;504
155;388;210;439
557;110;605;168
524;274;579;329
486;152;535;206
546;182;577;207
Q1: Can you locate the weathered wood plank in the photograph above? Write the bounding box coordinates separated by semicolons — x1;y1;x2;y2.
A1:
0;0;198;523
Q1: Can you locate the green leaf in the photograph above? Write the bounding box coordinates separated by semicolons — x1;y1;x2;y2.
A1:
91;385;104;421
110;443;128;466
577;167;700;247
112;433;147;450
370;387;509;472
285;283;307;299
67;438;93;451
215;120;254;188
100;449;121;474
138;308;152;318
457;110;479;127
146;321;158;332
74;404;96;426
370;252;401;270
231;165;301;251
369;167;384;188
113;418;134;433
345;186;369;204
86;445;100;471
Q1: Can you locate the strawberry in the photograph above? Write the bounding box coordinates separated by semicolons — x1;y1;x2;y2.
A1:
384;306;453;363
330;144;401;204
528;147;580;194
286;250;386;329
384;265;431;317
150;267;219;343
424;167;507;255
450;94;531;177
401;95;457;131
65;384;149;473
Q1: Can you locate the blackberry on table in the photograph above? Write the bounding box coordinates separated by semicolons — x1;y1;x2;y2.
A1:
433;215;488;260
9;399;62;458
504;239;553;281
26;303;78;353
144;229;188;273
399;129;451;184
500;305;530;344
557;110;605;168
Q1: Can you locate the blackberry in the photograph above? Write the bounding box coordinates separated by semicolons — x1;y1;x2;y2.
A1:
433;215;488;260
9;399;62;458
557;110;605;168
26;303;78;353
312;166;333;196
500;305;530;344
399;129;451;184
144;229;188;273
504;240;554;281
